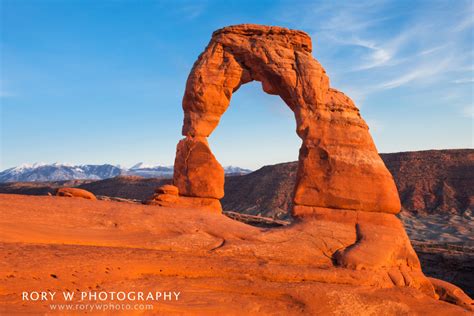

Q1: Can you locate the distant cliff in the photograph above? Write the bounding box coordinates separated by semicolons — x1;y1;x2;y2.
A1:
222;149;473;218
382;149;473;215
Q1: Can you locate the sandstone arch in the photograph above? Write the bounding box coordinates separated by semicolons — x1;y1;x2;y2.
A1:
173;24;400;216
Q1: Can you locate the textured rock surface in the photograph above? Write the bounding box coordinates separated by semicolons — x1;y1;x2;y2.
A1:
148;184;180;204
147;184;222;213
56;187;96;200
1;194;471;314
155;184;179;195
429;277;473;311
1;151;471;296
223;162;297;219
220;150;474;296
382;149;474;215
174;24;400;214
173;136;224;199
412;241;474;298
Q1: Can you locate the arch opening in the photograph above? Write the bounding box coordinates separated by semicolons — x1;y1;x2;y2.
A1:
209;80;300;221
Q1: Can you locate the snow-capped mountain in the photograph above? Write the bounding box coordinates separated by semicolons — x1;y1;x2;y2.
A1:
123;163;251;178
0;163;123;182
223;166;253;175
123;163;174;178
0;163;252;182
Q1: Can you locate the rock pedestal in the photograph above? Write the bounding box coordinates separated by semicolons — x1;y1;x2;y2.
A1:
147;184;221;213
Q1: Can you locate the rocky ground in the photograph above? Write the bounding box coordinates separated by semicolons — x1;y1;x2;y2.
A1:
0;149;472;298
0;194;471;315
222;149;474;297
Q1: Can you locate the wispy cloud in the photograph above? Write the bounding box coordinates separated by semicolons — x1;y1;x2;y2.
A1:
452;78;474;84
375;57;454;90
418;45;446;56
453;2;474;32
176;2;206;20
323;35;394;70
276;0;473;109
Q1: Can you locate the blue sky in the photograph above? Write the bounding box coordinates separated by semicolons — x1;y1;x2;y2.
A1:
1;0;472;170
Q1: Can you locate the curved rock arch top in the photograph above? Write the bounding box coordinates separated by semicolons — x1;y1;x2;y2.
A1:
173;24;400;216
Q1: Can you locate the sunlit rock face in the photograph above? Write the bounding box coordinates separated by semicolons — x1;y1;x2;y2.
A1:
174;24;400;215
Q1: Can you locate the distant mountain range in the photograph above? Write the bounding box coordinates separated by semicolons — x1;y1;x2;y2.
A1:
0;163;252;182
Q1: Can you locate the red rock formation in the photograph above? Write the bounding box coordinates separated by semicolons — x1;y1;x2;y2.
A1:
155;184;179;195
136;25;474;310
429;277;473;311
174;24;400;215
1;194;471;313
56;187;96;200
173;137;224;199
147;184;221;213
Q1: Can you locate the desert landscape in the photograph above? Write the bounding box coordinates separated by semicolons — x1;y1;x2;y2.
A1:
1;193;471;315
1;24;473;315
2;150;473;305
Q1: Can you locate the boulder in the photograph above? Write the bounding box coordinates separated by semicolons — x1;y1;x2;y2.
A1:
56;188;96;200
154;184;179;195
147;195;221;213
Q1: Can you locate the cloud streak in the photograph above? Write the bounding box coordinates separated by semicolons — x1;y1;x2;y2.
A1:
375;57;454;90
276;0;473;110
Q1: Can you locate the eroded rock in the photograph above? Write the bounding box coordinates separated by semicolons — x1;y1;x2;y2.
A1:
429;277;474;311
174;24;400;214
56;188;96;200
173;137;224;200
147;184;221;213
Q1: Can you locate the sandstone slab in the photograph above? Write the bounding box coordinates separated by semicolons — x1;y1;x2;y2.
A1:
0;194;470;314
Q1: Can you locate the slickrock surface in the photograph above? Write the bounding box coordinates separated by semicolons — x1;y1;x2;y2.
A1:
174;24;400;214
221;150;474;297
0;194;471;315
0;150;472;296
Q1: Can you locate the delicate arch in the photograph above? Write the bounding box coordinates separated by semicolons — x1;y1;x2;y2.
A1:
173;24;400;216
